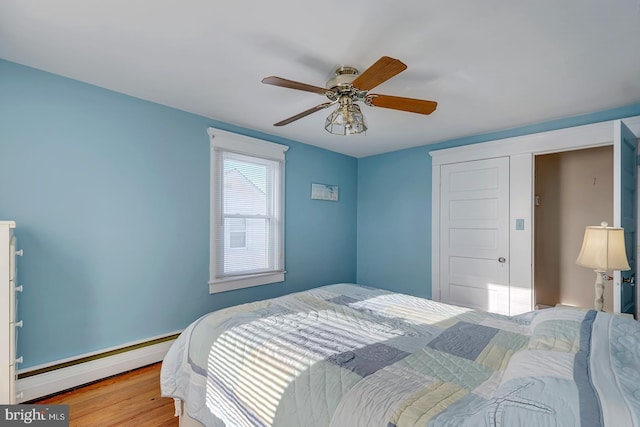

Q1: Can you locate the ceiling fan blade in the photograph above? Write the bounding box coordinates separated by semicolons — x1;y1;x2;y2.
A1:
365;94;437;115
262;76;331;95
351;56;407;91
274;102;335;126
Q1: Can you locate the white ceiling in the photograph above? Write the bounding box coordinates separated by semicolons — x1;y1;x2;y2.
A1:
1;0;640;158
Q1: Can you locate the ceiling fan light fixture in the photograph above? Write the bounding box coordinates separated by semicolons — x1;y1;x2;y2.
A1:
324;99;367;135
262;56;436;133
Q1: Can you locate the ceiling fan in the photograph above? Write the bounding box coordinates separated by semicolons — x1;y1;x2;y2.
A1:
261;56;438;135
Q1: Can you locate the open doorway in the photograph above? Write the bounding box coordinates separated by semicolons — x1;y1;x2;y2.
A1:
534;146;613;311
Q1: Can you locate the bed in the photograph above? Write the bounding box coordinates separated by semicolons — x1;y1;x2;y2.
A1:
160;283;640;426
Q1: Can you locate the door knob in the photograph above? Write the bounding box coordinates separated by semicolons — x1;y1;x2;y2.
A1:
498;257;506;263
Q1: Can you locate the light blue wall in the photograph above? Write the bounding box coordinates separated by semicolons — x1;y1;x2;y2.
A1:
356;103;640;299
0;60;357;369
356;147;432;298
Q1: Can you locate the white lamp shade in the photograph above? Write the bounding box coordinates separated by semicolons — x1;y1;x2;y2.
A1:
576;223;630;271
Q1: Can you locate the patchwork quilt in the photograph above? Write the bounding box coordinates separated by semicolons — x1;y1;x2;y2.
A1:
160;283;640;426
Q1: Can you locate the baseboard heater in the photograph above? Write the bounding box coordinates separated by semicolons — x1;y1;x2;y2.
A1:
16;331;180;403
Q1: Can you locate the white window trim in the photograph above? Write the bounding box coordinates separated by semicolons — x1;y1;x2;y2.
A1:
208;127;289;294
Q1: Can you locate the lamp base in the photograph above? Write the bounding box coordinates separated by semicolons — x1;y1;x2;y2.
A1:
594;270;605;311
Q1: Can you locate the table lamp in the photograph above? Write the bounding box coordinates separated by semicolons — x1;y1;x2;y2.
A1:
576;222;630;311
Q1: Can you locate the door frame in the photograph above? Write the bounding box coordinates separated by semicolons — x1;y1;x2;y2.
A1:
431;115;640;314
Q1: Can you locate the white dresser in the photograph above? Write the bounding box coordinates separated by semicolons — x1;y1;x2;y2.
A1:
0;221;22;404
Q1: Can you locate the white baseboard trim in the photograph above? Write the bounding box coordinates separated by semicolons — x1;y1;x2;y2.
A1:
16;337;176;403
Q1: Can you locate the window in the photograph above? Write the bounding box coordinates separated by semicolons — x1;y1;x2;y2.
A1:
208;127;288;293
227;218;246;249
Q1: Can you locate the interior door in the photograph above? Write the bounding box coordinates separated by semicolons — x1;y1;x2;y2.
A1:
439;157;510;315
613;120;638;316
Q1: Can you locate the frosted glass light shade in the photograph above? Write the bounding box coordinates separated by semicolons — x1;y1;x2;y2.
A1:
576;222;630;271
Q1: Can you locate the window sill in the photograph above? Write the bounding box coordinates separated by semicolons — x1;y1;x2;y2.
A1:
209;271;285;294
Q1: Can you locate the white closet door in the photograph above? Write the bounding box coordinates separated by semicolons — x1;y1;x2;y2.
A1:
439;157;510;314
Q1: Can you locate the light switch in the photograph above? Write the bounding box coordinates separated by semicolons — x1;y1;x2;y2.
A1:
515;219;525;230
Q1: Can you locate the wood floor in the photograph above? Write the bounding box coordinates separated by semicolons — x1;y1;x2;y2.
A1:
34;363;178;427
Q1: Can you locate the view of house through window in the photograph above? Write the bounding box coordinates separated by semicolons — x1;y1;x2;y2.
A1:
222;153;273;274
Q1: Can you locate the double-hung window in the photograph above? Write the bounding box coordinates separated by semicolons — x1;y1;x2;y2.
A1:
208;127;288;293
